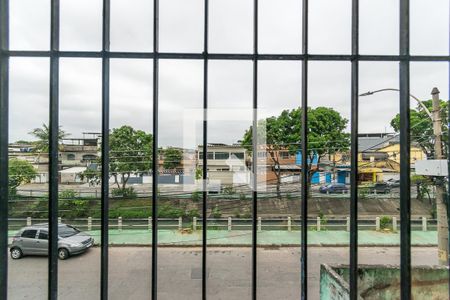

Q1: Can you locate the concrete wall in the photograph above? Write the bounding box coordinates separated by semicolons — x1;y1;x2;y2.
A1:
320;264;351;300
321;264;449;300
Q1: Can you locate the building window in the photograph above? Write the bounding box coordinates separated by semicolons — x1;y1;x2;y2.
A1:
82;154;97;161
257;151;267;158
214;152;229;160
67;154;76;161
199;152;214;159
231;152;244;159
279;151;290;159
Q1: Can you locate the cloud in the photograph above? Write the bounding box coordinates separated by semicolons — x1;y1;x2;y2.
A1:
7;0;450;147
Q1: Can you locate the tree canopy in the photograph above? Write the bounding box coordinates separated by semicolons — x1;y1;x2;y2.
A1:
29;123;70;153
162;147;183;170
390;99;448;158
242;106;350;192
9;159;38;195
82;125;153;191
109;125;153;189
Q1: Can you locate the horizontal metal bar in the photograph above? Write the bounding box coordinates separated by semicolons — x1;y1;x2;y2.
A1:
6;51;450;62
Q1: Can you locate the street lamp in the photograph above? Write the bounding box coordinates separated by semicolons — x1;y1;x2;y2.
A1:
359;87;448;265
359;88;432;119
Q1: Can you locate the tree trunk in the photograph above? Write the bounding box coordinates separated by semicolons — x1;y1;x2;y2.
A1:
275;170;281;199
113;174;120;189
121;173;130;190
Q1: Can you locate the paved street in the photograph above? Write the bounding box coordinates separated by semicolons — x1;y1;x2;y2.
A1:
8;247;440;300
9;229;438;247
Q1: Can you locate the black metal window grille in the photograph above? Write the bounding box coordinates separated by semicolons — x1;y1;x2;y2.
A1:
0;0;449;299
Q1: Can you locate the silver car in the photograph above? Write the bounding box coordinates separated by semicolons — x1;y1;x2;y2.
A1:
10;223;93;260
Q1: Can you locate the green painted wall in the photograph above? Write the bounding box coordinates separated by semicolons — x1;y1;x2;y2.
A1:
321;264;449;300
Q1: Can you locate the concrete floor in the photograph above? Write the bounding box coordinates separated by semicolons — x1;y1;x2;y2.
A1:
8;247;440;300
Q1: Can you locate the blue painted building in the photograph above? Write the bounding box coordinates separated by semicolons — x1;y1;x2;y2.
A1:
294;152;351;184
295;151;333;184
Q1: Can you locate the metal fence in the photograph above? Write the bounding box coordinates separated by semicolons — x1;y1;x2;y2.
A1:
5;217;440;233
0;0;449;300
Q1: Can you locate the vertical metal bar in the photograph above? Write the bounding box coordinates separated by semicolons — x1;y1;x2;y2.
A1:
49;1;60;299
0;0;9;299
300;0;308;299
349;0;359;299
251;0;258;299
448;8;450;296
101;0;110;299
152;0;159;298
399;0;411;299
447;73;450;300
446;5;450;297
202;0;208;299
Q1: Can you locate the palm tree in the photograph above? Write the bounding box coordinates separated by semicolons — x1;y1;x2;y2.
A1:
29;124;70;163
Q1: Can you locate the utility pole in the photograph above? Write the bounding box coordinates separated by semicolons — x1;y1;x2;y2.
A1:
431;87;448;265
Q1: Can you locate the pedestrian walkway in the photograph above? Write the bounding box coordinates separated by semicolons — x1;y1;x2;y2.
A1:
8;230;436;246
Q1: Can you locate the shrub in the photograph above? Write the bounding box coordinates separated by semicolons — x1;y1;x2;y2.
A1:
211;205;222;218
112;187;137;199
59;189;77;199
191;190;200;203
380;216;392;230
59;198;90;219
241;209;251;219
30;199;49;218
358;187;370;199
158;204;184;218
239;193;247;201
186;209;200;218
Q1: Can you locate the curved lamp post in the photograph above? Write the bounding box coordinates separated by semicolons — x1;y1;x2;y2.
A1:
359;87;448;265
359;88;432;119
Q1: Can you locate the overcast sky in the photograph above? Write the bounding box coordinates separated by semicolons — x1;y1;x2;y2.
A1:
7;0;449;148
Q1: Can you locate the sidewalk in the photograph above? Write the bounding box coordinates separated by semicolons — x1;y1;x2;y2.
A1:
8;230;437;246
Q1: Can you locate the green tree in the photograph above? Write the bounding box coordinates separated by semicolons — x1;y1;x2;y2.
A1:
391;97;449;265
242;107;350;197
9;159;38;195
81;125;153;191
390;99;448;158
162;147;183;170
78;168;101;186
29;123;70;153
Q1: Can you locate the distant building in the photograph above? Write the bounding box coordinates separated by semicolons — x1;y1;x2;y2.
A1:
8;133;102;184
60;133;101;167
197;143;249;186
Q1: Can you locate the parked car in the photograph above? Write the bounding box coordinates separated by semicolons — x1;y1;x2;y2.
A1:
10;223;93;260
319;183;349;194
386;178;400;188
367;182;391;194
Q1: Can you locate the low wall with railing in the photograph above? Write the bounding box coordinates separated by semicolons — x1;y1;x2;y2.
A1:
7;216;438;232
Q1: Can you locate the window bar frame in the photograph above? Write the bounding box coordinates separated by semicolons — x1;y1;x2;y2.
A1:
251;0;258;299
202;0;208;299
48;1;60;299
0;0;9;299
447;55;450;300
349;0;359;299
448;7;450;296
151;0;160;298
399;0;411;299
5;51;450;62
0;1;449;299
101;0;111;299
300;0;308;299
